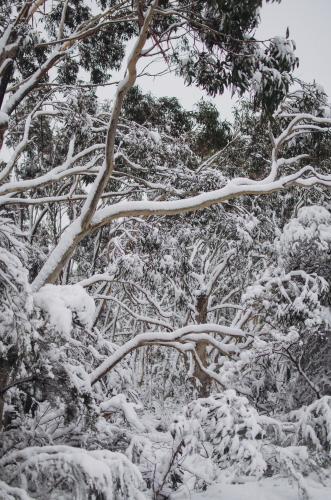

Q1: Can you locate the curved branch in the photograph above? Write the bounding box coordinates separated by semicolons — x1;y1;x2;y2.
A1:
90;323;245;385
32;165;331;291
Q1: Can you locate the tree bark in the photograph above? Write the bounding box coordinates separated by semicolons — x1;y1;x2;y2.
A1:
0;347;17;431
0;363;9;431
193;294;211;397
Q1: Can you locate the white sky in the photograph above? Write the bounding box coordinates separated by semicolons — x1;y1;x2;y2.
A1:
99;0;331;121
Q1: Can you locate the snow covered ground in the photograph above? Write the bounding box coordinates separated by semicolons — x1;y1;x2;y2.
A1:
173;476;331;500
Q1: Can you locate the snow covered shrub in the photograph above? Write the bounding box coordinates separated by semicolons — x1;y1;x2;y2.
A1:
289;396;331;454
0;271;145;496
181;390;282;479
126;414;215;499
279;205;331;278
265;446;316;500
0;445;145;500
236;205;331;411
127;432;188;498
0;215;34;431
0;258;138;494
169;392;329;498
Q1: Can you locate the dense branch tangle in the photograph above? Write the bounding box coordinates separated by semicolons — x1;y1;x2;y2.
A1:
1;1;331;392
0;1;136;145
30;111;331;291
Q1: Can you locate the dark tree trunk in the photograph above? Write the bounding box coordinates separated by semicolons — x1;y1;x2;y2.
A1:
0;360;11;431
193;294;211;398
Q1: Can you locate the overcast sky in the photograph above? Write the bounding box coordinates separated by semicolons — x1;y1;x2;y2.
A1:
103;0;331;121
258;0;331;94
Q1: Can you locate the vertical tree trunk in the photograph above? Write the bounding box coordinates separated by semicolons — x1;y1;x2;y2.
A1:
0;342;19;431
193;294;211;397
0;360;11;431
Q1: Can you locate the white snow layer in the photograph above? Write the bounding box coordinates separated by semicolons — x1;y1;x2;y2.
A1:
100;394;145;432
281;205;331;250
174;476;331;500
33;284;95;335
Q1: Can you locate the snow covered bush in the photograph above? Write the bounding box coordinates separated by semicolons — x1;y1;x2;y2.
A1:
279;205;331;277
229;205;331;412
0;445;145;500
289;396;331;454
0;215;34;431
167;391;331;498
180;390;282;479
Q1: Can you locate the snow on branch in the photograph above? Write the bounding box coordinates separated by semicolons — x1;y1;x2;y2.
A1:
90;323;245;385
0;144;104;197
78;0;160;230
33;284;95;336
95;294;173;330
100;394;145;432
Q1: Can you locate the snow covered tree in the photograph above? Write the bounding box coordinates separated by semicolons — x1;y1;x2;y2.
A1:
1;1;331;498
1;0;298;149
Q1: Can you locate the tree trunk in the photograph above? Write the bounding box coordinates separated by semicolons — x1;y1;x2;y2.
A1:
193;294;211;398
0;360;11;431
